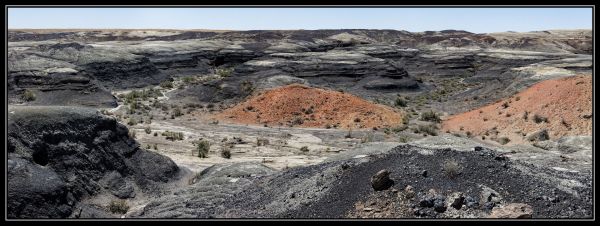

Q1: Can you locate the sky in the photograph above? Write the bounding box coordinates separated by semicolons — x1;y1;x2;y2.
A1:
7;8;593;33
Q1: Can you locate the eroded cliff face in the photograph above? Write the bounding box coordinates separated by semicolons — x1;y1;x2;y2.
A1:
7;106;179;218
7;29;591;109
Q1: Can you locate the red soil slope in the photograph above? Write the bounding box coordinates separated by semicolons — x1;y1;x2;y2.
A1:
215;84;405;129
442;75;592;144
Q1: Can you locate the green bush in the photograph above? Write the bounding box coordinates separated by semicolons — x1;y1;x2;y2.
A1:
420;110;441;123
395;97;407;107
23;89;36;101
108;199;129;214
160;80;174;89
197;140;210;158
127;117;137;126
216;67;234;77
442;159;462;179
220;145;232;159
416;124;438;136
162;131;184;141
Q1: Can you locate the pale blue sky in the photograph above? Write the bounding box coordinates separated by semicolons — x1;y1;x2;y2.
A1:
7;8;593;33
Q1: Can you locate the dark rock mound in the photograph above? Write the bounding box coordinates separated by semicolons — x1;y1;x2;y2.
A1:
7;106;179;218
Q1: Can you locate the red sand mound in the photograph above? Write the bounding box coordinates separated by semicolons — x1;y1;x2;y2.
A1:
215;84;405;129
442;75;592;144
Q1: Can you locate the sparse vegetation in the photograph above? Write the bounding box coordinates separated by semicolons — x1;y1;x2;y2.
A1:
533;114;548;124
220;145;232;159
160;80;174;89
398;135;410;143
498;137;511;145
108;199;129;214
442;159;462;179
196;140;210;158
394;96;407;107
162;131;184;141
144;127;152;134
256;138;269;146
361;132;374;143
23;89;36;101
216;67;234;77
420;110;441;123
127;117;137;126
172;106;183;117
414;124;438;136
300;146;309;152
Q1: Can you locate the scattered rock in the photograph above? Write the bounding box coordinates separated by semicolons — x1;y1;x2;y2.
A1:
448;192;465;210
370;170;394;191
489;203;533;218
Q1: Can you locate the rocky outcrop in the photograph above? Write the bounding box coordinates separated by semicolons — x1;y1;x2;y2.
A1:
134;145;591;218
7;106;179;218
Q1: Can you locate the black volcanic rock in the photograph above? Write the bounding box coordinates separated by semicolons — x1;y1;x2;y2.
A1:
7;106;179;218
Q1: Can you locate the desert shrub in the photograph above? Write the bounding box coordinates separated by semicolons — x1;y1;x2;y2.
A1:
108;199;129;214
420;111;441;123
354;118;361;123
390;124;408;133
182;76;195;84
127;117;137;126
162;131;184;141
416;124;438;136
442;159;462;179
144;127;152;134
498;137;511;145
216;67;234;77
361;132;374;143
398;135;410;143
300;146;309;152
197;140;210;158
256;138;269;146
291;117;304;126
515;96;521;101
522;111;529;121
153;143;158;150
395;97;407;107
172;106;183;117
345;128;353;138
220;145;232;159
533;114;548;124
153;132;158;137
160;80;173;89
501;102;509;109
23;89;36;101
402;114;410;125
240;80;255;93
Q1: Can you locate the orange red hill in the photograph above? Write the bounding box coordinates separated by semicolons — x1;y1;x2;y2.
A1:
442;75;592;143
215;84;405;129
